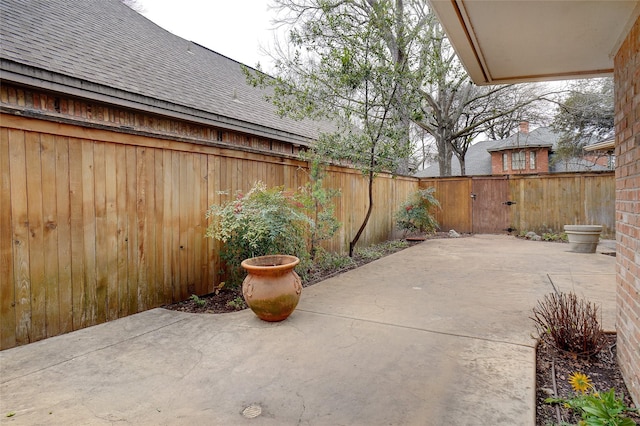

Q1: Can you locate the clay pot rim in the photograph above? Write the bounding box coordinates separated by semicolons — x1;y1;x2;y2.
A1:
564;225;603;233
241;255;300;272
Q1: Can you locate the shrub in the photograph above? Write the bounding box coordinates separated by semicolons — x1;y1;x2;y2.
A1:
206;181;313;286
295;158;341;259
531;292;604;358
395;187;441;235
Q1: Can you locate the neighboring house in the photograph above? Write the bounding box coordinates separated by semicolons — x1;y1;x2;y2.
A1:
0;0;330;155
415;123;611;177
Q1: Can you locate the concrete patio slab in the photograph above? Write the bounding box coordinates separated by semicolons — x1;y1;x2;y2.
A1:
0;235;616;425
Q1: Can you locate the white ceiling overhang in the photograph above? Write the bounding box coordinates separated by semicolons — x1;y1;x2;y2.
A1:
428;0;640;85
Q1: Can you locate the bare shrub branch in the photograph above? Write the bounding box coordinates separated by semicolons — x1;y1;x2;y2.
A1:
531;292;604;359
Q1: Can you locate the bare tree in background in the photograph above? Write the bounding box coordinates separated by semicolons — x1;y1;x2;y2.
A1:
259;0;558;186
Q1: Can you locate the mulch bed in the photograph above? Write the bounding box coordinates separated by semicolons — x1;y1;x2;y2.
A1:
163;234;454;314
536;334;639;425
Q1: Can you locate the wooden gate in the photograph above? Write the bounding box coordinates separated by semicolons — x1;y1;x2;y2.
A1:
471;177;513;234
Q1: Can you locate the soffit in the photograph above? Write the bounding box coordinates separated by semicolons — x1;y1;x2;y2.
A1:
429;0;640;85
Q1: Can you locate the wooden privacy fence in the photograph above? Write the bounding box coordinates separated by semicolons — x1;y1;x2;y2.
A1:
0;112;615;350
419;173;615;237
0;114;418;349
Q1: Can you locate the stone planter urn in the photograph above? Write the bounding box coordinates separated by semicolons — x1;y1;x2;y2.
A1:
241;255;302;322
563;225;603;253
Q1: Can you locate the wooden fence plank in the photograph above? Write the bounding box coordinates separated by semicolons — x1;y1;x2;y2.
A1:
9;129;32;345
94;142;108;324
135;147;149;311
81;141;97;327
186;153;196;296
170;151;181;301
25;131;46;342
153;148;165;305
104;143;119;320
161;149;173;303
196;153;208;295
145;148;157;309
0;128;16;349
40;133;61;338
125;145;138;315
115;144;129;317
54;136;72;334
205;154;220;292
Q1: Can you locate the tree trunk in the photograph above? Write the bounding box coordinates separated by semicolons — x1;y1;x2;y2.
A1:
349;168;375;257
437;140;453;176
457;153;466;176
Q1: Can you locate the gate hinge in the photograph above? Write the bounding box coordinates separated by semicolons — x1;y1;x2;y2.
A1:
502;201;516;206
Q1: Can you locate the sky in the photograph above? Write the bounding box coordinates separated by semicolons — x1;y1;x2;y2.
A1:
136;0;280;69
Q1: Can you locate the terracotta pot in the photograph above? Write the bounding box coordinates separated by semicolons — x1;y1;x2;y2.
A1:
564;225;603;253
241;255;302;322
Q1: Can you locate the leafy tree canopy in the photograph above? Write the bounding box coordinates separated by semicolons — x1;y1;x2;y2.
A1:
551;78;614;160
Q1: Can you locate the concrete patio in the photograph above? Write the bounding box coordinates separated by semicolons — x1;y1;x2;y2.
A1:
0;235;616;425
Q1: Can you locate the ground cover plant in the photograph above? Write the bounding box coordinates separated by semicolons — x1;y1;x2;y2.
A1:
536;335;639;426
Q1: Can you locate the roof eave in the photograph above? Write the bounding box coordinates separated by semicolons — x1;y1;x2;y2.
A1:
584;139;616;152
428;0;640;85
1;59;314;147
486;144;553;153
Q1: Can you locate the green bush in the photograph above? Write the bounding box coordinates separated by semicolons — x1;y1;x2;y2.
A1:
395;187;440;235
206;181;313;287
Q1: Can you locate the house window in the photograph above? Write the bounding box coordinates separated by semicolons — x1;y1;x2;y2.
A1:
529;151;536;170
503;153;508;171
512;151;525;170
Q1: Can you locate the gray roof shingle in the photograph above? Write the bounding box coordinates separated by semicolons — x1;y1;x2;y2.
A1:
414;139;502;177
486;127;556;151
0;0;328;144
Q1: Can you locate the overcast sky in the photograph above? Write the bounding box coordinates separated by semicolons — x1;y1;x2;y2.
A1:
136;0;279;69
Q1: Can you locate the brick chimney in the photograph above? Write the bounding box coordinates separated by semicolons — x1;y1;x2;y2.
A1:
519;121;529;134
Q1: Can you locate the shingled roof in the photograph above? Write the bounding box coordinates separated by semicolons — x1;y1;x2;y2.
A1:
415;127;610;177
485;127;556;152
0;0;327;145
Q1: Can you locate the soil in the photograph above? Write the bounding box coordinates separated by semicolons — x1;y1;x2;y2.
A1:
536;334;639;425
163;234;638;425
